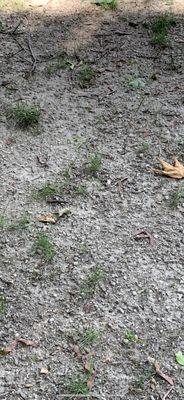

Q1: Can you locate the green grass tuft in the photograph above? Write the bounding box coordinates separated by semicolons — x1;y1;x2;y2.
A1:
170;185;184;209
86;153;102;176
67;375;89;395
94;0;118;10
33;233;55;262
151;13;175;47
81;328;100;346
8;102;40;128
78;65;95;88
34;183;58;201
0;293;5;315
81;267;104;297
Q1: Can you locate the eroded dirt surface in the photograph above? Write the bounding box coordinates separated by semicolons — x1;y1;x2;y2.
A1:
0;0;184;399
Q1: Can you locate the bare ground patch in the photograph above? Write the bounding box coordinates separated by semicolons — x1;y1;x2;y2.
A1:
0;1;184;399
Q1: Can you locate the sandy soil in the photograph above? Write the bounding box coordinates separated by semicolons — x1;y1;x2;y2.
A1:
0;0;184;399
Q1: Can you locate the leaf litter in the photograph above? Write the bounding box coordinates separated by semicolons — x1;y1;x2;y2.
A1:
153;157;184;179
37;208;71;224
0;338;37;355
70;343;96;390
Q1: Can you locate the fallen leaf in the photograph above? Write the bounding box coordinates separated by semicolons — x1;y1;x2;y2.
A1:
58;208;71;217
37;213;57;224
175;351;184;366
4;137;14;145
150;377;157;390
155;362;174;386
153;157;184;179
70;344;81;360
46;195;63;204
87;371;96;390
83;354;94;374
0;338;37;354
134;229;155;246
40;367;49;374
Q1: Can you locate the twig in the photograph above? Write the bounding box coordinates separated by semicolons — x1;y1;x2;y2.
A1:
95;31;131;37
28;33;37;72
162;386;174;400
134;94;146;114
6;48;23;59
134;229;155;246
0;20;22;35
11;20;23;35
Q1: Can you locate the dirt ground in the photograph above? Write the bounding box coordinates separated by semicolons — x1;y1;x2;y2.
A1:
0;0;184;399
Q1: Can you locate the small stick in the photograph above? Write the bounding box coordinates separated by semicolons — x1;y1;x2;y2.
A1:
134;229;155;246
162;386;174;400
0;20;22;35
28;33;37;72
6;48;23;59
11;20;23;35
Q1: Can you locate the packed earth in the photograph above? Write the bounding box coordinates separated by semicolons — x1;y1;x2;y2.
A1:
0;0;184;399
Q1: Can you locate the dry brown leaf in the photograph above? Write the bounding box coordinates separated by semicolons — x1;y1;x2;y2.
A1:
87;371;96;390
38;209;70;224
70;344;81;360
37;213;57;224
1;338;37;354
153;157;184;179
155;362;174;386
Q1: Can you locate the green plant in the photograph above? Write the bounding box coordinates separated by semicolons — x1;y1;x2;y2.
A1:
128;78;145;89
31;269;42;282
0;293;5;315
151;13;175;47
136;141;149;155
8;213;30;231
94;0;118;10
133;367;155;389
0;215;5;229
151;31;168;47
75;184;87;196
170;185;184;209
8;102;40;128
67;375;89;395
78;65;95;88
86;153;102;176
46;56;75;76
34;233;55;262
125;330;138;343
81;329;100;346
81;267;104;297
34;183;58;200
79;243;89;254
